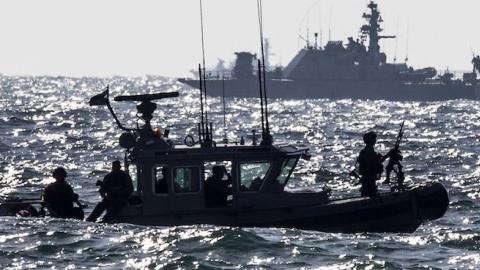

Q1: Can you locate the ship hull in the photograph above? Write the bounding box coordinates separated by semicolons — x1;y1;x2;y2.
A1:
114;182;448;233
179;78;479;101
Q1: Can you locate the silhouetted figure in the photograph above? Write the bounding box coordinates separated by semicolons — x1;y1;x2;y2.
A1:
249;176;263;191
42;167;84;219
356;132;388;197
86;160;133;222
204;165;231;207
155;167;168;193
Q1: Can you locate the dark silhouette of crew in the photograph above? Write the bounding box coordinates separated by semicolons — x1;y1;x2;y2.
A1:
204;165;231;207
356;131;393;197
86;160;133;222
42;167;84;219
155;166;168;193
249;176;263;191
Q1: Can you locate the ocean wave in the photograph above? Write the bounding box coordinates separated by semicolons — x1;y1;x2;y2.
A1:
0;76;478;268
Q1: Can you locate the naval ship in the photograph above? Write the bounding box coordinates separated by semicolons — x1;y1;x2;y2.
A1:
179;1;480;101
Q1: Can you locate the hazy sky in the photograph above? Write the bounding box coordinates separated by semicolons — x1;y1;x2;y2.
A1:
0;0;479;77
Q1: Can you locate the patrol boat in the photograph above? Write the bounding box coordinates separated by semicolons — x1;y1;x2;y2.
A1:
81;76;448;233
179;1;480;101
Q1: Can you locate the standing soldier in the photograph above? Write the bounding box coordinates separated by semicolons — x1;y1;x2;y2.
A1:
355;131;393;197
204;165;232;207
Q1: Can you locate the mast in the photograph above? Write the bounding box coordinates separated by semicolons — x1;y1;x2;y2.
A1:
361;1;395;64
257;59;265;135
198;64;205;140
257;0;272;145
222;76;228;144
199;0;212;147
405;18;410;62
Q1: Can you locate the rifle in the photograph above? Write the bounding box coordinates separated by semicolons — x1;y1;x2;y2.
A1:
384;121;405;190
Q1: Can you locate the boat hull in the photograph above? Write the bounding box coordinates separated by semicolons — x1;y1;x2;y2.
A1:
114;182;448;233
178;78;478;101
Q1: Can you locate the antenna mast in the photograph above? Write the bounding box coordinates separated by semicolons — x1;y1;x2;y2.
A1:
257;59;265;135
222;76;228;144
405;18;409;62
257;0;272;145
328;5;332;42
393;19;399;63
198;64;205;141
199;0;212;146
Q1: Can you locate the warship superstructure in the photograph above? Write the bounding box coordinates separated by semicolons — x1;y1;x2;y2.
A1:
179;1;480;101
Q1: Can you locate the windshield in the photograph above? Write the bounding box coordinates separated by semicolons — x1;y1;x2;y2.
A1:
277;158;298;185
240;162;271;192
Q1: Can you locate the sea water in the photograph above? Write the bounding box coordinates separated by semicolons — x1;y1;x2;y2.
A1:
0;76;479;269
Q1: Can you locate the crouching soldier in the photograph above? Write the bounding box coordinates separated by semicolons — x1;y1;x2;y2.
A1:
86;160;133;222
42;167;84;219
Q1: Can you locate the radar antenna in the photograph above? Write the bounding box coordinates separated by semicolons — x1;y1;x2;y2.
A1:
89;84;179;132
115;92;179;131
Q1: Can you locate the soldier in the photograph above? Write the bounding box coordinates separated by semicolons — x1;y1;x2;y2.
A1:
155;166;168;194
42;167;84;219
86;160;133;222
204;165;231;207
355;131;393;197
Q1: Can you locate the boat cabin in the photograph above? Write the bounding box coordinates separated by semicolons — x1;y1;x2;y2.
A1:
87;87;327;224
123;136;311;217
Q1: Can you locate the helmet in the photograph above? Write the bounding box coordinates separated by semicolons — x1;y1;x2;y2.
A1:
212;165;225;179
112;160;121;170
363;131;377;145
52;167;67;178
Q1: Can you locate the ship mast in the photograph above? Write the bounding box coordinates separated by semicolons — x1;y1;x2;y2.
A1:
360;1;395;64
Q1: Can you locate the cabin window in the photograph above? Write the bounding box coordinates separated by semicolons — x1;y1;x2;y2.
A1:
173;167;200;193
240;162;271;192
128;164;138;192
154;165;168;194
277;158;298;185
